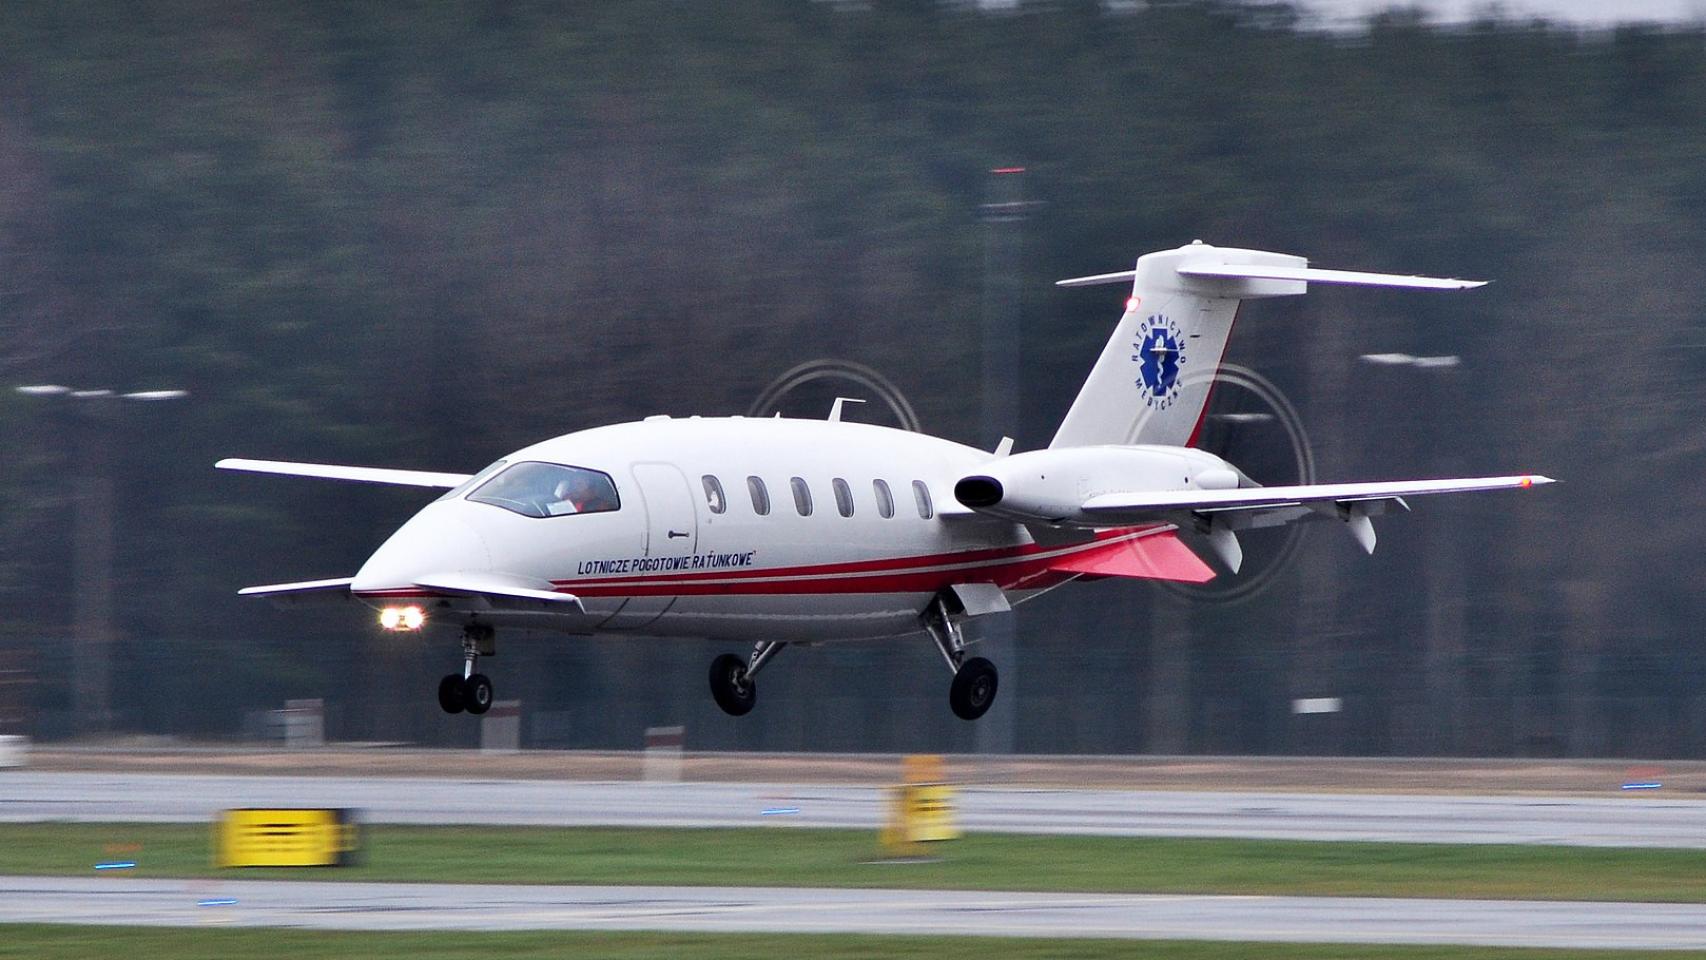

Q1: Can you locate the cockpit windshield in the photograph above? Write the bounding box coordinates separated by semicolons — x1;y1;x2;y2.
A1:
468;461;621;518
434;459;508;504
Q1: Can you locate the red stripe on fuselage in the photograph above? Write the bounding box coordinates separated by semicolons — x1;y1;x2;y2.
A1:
353;526;1166;601
548;526;1153;589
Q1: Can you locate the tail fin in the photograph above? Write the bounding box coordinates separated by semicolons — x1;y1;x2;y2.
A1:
1048;241;1483;449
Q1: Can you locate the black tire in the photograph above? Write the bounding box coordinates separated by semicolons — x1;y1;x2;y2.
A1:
463;673;494;715
437;674;466;714
949;657;999;721
709;653;757;716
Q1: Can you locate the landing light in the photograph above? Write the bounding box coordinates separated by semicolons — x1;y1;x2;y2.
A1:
379;606;425;631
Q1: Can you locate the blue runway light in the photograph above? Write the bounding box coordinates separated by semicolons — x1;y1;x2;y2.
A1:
94;862;136;870
761;807;801;816
197;898;239;907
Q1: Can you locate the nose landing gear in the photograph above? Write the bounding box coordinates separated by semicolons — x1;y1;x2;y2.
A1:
438;625;495;716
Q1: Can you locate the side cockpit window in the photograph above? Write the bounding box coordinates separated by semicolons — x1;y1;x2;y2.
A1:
469;461;620;518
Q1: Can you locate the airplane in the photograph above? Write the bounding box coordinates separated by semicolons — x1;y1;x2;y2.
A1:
218;240;1551;721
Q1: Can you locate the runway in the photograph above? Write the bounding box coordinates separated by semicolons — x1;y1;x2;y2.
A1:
5;875;1706;947
4;771;1706;846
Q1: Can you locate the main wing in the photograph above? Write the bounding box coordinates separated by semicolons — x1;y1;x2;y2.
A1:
216;458;472;488
1081;475;1552;572
1081;475;1550;518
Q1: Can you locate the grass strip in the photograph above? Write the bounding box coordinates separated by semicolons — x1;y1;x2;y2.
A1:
5;822;1706;902
1;926;1704;960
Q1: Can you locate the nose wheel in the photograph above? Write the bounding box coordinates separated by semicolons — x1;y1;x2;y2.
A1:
438;626;495;716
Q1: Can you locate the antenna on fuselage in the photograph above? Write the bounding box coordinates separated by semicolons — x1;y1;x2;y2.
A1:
827;397;867;422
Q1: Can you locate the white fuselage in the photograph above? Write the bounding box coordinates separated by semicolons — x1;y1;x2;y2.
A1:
349;416;1103;641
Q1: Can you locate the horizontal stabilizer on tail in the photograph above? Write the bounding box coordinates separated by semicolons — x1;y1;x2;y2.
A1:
1055;269;1139;288
1175;263;1485;290
1057;263;1485;291
216;458;472;488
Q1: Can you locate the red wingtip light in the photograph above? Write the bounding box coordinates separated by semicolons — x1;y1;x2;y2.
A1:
1519;477;1533;488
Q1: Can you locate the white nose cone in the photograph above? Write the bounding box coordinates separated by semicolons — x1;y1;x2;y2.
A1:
351;506;492;592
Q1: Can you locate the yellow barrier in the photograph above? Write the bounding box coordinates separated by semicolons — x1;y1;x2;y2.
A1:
214;808;361;868
881;754;960;856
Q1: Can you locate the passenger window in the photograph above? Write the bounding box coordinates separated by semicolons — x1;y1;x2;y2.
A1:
747;476;770;516
873;479;895;519
790;477;813;516
702;475;726;514
912;480;933;519
469;461;620;518
832;478;854;517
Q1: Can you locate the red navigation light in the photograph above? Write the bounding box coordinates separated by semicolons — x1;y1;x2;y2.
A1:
991;167;1026;174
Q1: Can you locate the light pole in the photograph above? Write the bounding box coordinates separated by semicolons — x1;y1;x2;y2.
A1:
978;167;1042;754
1356;354;1462;754
15;384;188;737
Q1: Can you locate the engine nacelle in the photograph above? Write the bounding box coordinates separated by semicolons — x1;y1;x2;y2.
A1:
953;445;1242;526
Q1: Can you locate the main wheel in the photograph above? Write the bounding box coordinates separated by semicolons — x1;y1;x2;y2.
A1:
949;657;999;721
709;653;757;716
437;674;466;714
463;673;494;715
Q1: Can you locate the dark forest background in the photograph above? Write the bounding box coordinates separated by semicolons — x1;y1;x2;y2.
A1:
0;0;1700;756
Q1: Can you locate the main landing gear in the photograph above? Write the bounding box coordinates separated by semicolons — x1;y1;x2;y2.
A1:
438;625;495;716
709;641;787;717
706;595;1001;721
923;594;999;721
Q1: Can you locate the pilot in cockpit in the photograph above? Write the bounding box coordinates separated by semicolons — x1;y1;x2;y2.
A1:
548;471;618;515
547;476;587;515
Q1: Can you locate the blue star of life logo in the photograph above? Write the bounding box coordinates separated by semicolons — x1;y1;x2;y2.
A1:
1132;314;1185;409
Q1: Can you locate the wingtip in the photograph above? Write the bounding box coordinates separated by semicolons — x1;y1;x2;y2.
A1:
1520;475;1556;488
